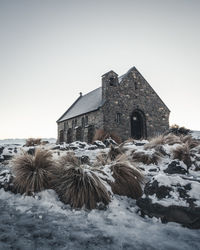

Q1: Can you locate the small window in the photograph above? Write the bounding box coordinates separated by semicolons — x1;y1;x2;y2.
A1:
72;120;74;128
64;121;68;130
134;82;138;90
81;117;85;127
85;116;88;126
116;113;121;124
75;119;77;127
109;77;116;86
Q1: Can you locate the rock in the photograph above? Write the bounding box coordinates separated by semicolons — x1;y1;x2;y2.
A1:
0;170;14;192
137;198;200;229
27;148;35;155
104;138;117;147
164;161;187;175
79;155;90;165
93;140;106;149
52;146;61;150
2;155;12;161
135;142;146;146
0;147;5;155
144;180;172;199
87;145;98;150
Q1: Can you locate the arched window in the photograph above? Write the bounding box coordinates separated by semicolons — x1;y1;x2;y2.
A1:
67;128;73;143
81;117;85;127
85;116;88;126
116;113;121;124
134;82;138;90
109;77;117;86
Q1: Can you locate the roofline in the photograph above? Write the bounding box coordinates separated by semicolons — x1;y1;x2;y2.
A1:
57;107;102;123
56;95;82;123
101;70;118;77
56;87;104;123
133;67;171;112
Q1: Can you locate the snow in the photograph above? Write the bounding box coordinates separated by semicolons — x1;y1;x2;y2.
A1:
188;182;200;206
0;189;199;250
153;174;189;187
0;137;200;249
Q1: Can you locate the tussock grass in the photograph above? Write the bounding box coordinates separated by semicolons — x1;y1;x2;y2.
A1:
25;138;42;147
58;152;81;169
131;150;162;165
12;149;56;195
93;129;122;144
172;143;192;169
180;135;199;149
54;166;111;209
169;124;190;135
110;162;144;199
144;134;182;150
53;153;110;209
94;145;126;167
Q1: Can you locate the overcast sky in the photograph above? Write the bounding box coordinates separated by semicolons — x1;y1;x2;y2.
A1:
0;0;200;139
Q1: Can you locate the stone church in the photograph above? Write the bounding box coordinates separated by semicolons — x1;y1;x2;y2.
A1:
57;67;170;143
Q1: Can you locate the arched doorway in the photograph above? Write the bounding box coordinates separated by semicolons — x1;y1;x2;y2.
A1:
131;110;146;139
76;127;83;141
88;125;95;143
67;128;73;143
59;130;64;143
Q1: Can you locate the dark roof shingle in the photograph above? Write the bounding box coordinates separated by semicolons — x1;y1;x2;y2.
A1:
57;87;103;122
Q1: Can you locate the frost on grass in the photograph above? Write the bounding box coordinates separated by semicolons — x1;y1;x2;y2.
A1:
0;136;200;249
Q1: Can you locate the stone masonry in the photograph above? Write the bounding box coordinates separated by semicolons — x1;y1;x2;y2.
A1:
57;67;170;143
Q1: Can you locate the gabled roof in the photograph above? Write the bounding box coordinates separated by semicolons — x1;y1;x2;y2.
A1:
57;87;103;123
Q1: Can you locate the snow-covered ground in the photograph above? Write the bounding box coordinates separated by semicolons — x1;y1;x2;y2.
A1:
0;189;199;250
0;136;200;249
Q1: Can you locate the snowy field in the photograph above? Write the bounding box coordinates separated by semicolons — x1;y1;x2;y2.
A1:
0;135;200;250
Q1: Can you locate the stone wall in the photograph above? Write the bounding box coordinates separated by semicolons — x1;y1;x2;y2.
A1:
57;109;103;143
101;67;170;140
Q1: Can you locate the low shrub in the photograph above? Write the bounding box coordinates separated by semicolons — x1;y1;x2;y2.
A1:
12;149;56;195
54;153;111;209
25;138;42;147
92;129;122;144
131;150;162;165
168;124;190;136
109;162;144;199
172;143;192;169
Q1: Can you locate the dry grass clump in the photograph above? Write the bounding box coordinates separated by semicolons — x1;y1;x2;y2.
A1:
144;133;182;150
25;138;42;147
94;145;126;167
172;143;192;169
169;124;190;135
52;152;111;209
180;135;199;149
110;162;144;199
94;152;111;167
92;129;122;144
12;149;56;195
58;151;81;168
108;145;124;161
131;150;162;165
54;165;111;209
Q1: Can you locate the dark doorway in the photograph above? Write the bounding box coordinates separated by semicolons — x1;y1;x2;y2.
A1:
76;127;83;141
59;130;64;143
88;125;95;143
67;128;73;143
131;110;146;139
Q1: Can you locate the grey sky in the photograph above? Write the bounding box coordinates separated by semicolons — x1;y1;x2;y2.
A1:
0;0;200;139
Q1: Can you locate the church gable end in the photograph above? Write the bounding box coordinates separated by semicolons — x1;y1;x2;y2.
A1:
57;66;170;143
